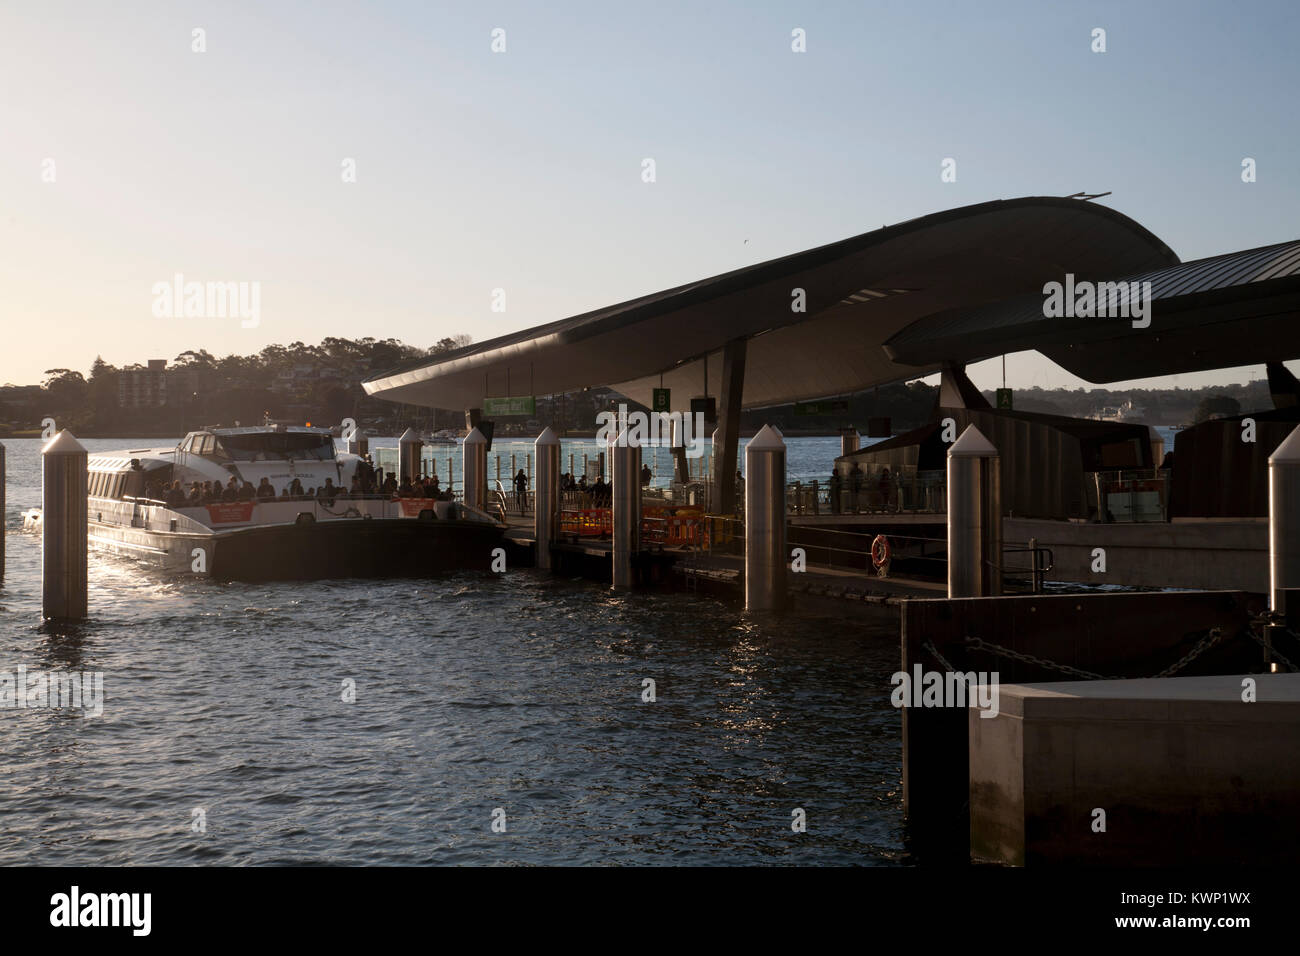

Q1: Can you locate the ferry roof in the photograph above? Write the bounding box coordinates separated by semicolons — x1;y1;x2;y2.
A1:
362;196;1178;411
201;425;332;436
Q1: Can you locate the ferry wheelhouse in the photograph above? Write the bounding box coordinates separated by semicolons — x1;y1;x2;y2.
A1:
85;425;503;580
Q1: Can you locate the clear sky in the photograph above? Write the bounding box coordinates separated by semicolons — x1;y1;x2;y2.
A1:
2;0;1297;394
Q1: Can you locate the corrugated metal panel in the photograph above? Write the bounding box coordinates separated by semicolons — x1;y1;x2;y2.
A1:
887;238;1300;354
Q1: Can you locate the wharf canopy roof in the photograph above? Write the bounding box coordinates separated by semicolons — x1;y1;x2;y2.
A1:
885;238;1300;382
362;197;1177;412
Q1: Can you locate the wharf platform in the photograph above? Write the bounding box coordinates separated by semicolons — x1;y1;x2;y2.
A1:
502;515;945;611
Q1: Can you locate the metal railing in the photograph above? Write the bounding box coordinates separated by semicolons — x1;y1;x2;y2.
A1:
1001;542;1055;593
785;473;947;516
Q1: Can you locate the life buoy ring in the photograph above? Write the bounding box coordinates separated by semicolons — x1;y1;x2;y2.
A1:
871;534;891;568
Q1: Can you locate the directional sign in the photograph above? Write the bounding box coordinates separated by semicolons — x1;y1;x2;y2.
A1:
483;396;536;416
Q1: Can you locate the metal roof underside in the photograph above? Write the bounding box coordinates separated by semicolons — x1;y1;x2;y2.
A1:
363;196;1178;411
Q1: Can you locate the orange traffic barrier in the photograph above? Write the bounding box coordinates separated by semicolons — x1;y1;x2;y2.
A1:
560;508;612;537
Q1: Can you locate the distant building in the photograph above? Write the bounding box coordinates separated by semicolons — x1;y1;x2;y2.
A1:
119;359;168;408
165;365;207;403
272;365;317;394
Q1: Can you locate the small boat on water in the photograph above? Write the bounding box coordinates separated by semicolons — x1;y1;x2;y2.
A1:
70;424;503;580
421;428;460;445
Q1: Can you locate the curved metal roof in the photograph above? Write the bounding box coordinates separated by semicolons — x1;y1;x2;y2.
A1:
885;238;1300;382
363;196;1176;411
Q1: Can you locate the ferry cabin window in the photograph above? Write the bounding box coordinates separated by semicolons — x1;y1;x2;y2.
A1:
218;433;335;461
198;435;216;456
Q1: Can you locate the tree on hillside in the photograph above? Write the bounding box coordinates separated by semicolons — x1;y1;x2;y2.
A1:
174;349;216;368
43;369;88;412
1194;393;1241;422
88;356;120;428
430;335;473;354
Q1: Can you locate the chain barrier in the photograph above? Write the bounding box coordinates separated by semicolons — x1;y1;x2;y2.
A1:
1147;627;1229;678
1242;618;1300;673
922;627;1233;681
920;640;960;675
962;636;1116;680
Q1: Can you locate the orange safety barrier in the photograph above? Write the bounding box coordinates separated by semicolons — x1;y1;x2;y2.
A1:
560;508;611;537
703;513;738;546
558;505;716;546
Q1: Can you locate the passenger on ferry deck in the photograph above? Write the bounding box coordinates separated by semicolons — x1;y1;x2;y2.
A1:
288;478;304;498
350;476;363;495
256;477;276;499
381;474;397;496
428;475;441;497
237;480;256;501
318;478;338;505
204;481;222;504
187;482;203;505
398;476;415;497
221;477;240;502
165;481;188;507
513;469;529;510
356;458;376;493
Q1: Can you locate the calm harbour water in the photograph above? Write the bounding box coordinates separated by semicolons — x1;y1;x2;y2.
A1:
0;436;905;865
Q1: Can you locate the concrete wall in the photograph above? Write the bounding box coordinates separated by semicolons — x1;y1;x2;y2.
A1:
1007;517;1268;591
969;673;1300;865
901;591;1263;856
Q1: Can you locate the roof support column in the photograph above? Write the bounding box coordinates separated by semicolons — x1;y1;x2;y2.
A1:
713;337;747;515
465;408;482;430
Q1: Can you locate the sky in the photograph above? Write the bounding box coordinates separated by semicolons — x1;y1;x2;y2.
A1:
2;0;1297;395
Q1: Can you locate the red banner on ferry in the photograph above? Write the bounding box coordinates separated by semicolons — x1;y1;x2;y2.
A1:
397;497;429;517
206;501;256;523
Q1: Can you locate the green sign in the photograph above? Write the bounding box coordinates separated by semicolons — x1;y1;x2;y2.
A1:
652;388;671;413
996;388;1013;410
483;396;536;416
793;399;850;416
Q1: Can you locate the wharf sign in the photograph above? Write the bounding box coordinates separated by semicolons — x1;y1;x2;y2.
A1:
794;399;850;416
483;396;536;417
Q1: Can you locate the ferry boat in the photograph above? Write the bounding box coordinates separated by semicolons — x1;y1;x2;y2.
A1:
81;425;504;580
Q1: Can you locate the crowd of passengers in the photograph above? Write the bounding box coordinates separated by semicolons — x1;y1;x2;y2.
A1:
142;457;460;508
558;472;614;506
